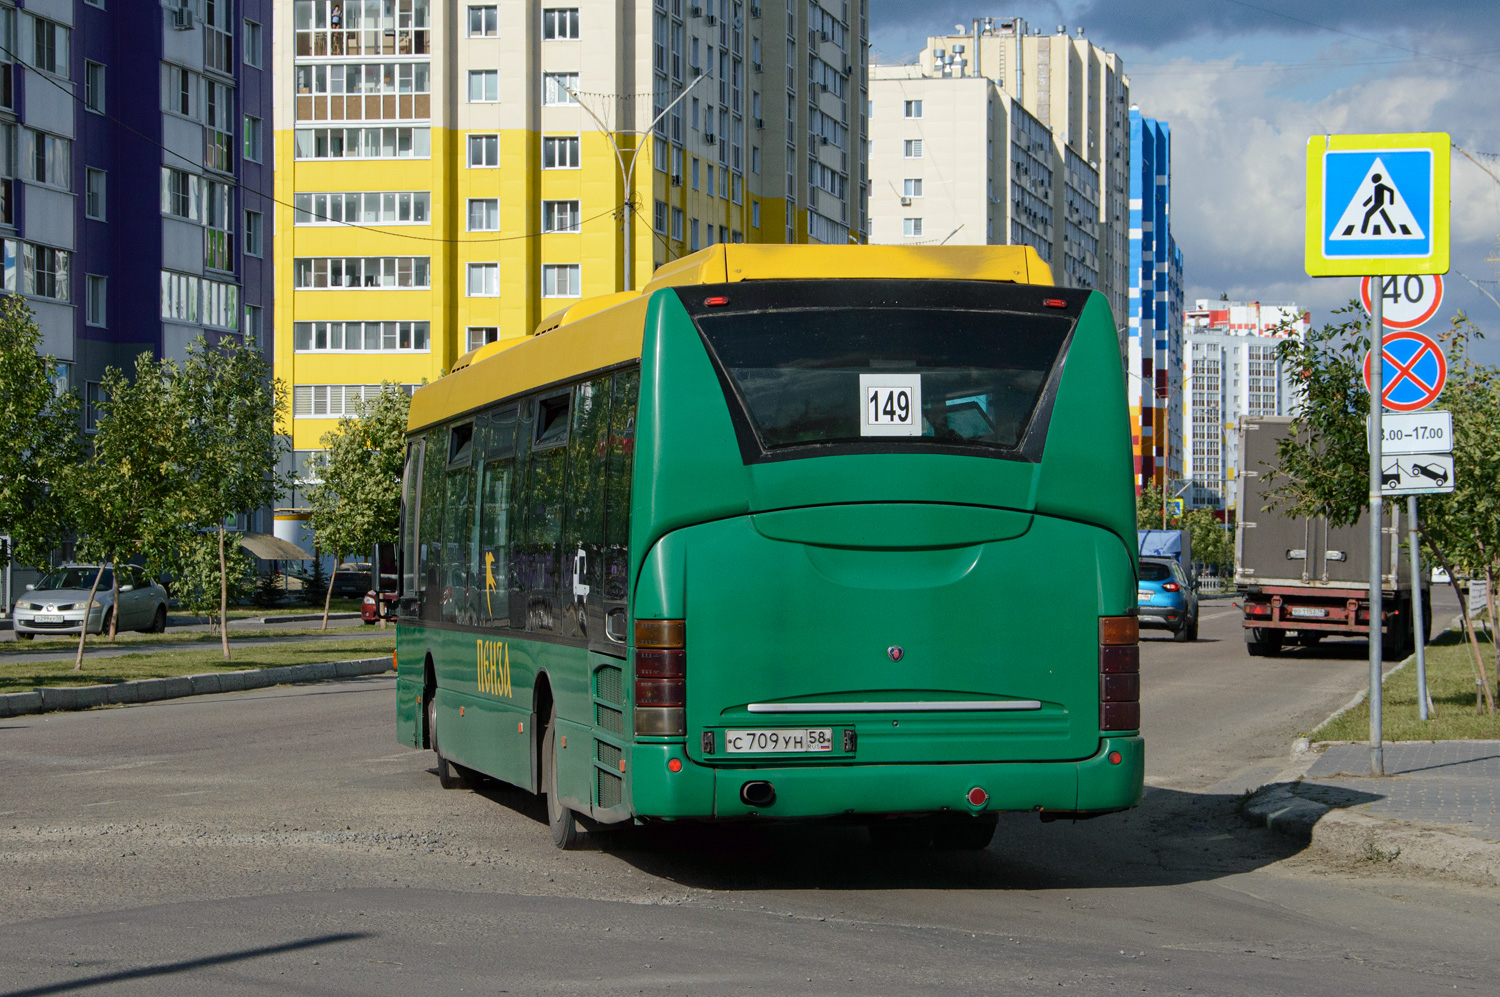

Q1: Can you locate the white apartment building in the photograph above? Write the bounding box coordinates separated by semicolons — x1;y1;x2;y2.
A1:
866;67;1053;258
1183;300;1308;512
886;17;1130;319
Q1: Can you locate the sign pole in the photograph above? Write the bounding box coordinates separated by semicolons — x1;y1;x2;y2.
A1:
1408;494;1429;720
1368;286;1385;776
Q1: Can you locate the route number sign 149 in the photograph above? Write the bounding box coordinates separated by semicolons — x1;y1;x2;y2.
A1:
859;373;922;437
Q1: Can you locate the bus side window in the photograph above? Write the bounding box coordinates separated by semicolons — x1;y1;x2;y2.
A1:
523;394;568;632
441;467;474;625
507;400;535;629
602;368;639;641
399;438;424;614
564;376;612;642
417;427;447;622
477;406;517;628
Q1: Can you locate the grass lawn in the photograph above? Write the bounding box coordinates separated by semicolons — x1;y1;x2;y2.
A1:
1;624;388;656
1313;629;1500;741
186;599;365;620
0;636;396;691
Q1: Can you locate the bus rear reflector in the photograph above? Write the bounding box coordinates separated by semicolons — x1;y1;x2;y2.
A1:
635;619;687;737
1100;615;1140;733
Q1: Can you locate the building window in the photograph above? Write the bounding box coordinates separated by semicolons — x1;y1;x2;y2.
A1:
293;126;432;160
903;178;923;197
468;4;498;37
243;116;263;163
85;168;106;221
25;129;70;189
903;100;923;118
29;16;69;77
543;73;579;105
294;321;432;353
244;304;263;348
467;326;499;351
542;200;580;233
244;210;263;257
468;134;499;167
690;218;700;251
160;270;239;329
203;180;234;272
903;139;922;159
243;19;263;68
653;200;668;234
294;257;433;289
468;70;499;103
467;262;499;296
84;61;105;113
85;382;103;433
161;168;196;220
542;8;579;39
292;384;418;419
903;217;923;237
467;198;499;231
542;264;580;297
541;136;580;169
85;275;106;327
670;206;683;240
752;200;760;228
203;0;234;74
21;243;69;301
294;191;431;225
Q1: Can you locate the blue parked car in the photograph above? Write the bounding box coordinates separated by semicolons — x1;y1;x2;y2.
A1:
1138;557;1199;642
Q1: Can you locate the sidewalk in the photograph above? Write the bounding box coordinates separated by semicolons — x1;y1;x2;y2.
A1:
1244;740;1500;886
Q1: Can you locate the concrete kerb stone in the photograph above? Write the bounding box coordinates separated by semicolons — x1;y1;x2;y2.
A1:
0;657;394;718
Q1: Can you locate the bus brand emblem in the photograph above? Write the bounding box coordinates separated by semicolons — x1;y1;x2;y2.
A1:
887;646;904;662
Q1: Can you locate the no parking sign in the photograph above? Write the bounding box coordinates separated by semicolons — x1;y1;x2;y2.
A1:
1362;330;1446;412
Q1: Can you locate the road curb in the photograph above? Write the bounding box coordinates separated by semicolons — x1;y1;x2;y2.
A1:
258;612;363;624
0;656;394;719
1241;750;1500;888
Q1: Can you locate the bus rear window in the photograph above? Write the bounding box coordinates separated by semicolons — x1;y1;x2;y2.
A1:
683;282;1077;458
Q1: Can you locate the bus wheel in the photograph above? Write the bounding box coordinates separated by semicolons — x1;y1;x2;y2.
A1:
544;703;584;850
930;814;998;851
428;693;468;790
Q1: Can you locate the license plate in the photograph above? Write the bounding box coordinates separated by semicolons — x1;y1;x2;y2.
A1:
33;614;63;622
725;728;834;754
1290;607;1328;618
1138;590;1154;602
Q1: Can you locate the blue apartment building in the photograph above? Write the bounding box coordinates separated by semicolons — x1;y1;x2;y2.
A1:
1127;109;1185;496
2;0;273;607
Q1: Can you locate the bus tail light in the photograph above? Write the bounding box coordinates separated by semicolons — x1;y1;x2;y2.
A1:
1099;615;1140;733
635;619;686;737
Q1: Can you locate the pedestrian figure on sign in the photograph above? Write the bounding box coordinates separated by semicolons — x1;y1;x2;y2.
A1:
1356;173;1410;237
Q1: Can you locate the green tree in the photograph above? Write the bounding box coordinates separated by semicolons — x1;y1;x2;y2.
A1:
1416;315;1500;713
0;296;81;567
177;337;292;660
1136;481;1181;531
306;384;410;628
1268;306;1371;525
66;355;193;670
171;531;254;626
1182;507;1233;575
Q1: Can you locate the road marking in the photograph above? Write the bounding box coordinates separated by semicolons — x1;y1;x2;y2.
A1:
1200;609;1241;621
161;790;215;798
79;800;125;808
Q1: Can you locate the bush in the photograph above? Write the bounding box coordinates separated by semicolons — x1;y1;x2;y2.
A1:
251;570;283;609
302;557;328;607
171;533;254;626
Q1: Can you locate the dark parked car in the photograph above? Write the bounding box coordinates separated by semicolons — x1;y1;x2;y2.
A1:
330;562;373;598
1137;557;1199;642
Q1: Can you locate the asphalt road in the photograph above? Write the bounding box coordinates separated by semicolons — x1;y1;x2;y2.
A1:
3;591;1495;996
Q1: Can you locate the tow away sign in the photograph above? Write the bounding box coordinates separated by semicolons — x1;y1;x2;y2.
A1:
1381;453;1455;495
1305;133;1450;278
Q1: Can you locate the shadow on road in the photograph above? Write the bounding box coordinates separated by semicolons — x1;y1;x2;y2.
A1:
454;766;1306;893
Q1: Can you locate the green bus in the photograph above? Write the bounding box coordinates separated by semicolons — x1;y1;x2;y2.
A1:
392;245;1142;849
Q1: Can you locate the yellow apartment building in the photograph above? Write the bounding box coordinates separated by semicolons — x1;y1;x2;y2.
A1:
273;0;869;548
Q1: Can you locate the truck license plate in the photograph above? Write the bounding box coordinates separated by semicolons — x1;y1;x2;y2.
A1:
1290;607;1328;618
725;728;834;754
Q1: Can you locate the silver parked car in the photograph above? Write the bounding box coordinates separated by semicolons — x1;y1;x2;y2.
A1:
12;565;169;639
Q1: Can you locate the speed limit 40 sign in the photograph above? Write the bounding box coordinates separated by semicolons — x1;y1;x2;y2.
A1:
1361;274;1444;330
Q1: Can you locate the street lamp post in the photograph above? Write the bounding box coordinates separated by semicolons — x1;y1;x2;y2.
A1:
566;77;705;293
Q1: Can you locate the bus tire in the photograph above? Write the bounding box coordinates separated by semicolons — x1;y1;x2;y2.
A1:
544;703;584;850
428;692;468;790
930;814;998;851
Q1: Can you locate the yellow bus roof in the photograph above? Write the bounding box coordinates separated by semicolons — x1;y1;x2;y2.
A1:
409;245;1057;432
644;244;1053;291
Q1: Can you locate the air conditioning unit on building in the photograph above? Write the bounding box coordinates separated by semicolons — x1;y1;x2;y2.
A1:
171;5;195;29
820;30;830;42
690;4;703;16
672;174;683;186
818;82;828;92
705;14;717;26
900;197;911;206
754;118;764;129
705;134;717;145
751;5;761;17
819;136;829;145
752;62;762;72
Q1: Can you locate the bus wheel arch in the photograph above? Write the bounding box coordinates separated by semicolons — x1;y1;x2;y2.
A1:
422;655;437;750
531;672;553;794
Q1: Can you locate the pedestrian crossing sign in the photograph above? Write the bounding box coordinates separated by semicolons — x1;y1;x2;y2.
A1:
1305;133;1449;277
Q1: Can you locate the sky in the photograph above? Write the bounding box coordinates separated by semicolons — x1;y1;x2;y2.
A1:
869;0;1500;358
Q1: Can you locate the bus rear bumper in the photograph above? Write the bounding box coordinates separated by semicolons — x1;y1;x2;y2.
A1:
631;735;1143;821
